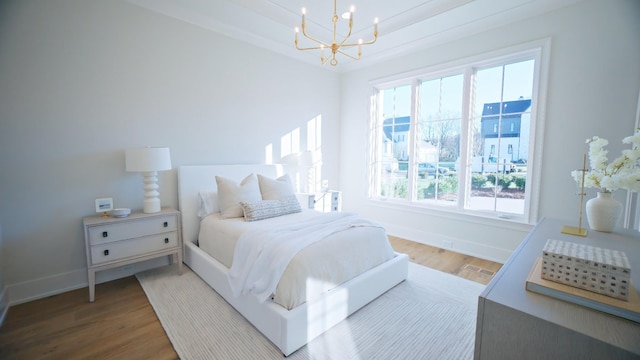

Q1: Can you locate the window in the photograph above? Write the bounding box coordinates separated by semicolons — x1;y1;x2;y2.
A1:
369;43;547;222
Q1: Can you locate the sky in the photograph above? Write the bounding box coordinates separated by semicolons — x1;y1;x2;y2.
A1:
382;59;535;120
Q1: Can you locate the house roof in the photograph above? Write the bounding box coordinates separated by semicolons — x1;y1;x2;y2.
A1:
382;116;410;141
482;99;531;117
481;98;532;138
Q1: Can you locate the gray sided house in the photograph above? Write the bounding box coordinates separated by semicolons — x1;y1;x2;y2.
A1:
480;99;532;163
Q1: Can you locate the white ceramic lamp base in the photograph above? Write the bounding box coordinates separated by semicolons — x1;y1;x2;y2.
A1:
142;171;162;213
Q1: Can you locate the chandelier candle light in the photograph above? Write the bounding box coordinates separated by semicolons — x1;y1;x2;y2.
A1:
295;0;378;66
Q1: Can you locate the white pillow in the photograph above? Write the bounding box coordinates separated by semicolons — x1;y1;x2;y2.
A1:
258;174;295;200
215;173;262;219
240;195;302;222
197;190;218;219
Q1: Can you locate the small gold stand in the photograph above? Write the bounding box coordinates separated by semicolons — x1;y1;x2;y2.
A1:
561;154;588;237
102;211;110;218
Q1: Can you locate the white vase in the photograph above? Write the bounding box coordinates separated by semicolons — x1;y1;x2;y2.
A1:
585;192;623;232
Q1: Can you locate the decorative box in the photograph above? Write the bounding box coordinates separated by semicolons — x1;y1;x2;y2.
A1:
541;239;631;300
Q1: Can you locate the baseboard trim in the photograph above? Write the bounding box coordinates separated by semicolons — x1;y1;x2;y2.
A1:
382;222;516;263
8;257;171;306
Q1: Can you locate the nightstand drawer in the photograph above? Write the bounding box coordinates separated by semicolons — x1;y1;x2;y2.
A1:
90;232;178;265
88;215;177;245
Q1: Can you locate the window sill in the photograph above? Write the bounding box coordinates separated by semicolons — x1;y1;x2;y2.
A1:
366;197;535;232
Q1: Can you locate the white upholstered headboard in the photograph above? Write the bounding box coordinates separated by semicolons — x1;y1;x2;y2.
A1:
177;164;283;245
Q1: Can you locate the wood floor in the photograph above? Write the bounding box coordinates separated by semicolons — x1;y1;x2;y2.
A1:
0;237;502;359
388;236;502;285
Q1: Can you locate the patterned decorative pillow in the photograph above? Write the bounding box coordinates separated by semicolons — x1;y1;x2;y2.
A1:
216;173;262;219
240;195;302;222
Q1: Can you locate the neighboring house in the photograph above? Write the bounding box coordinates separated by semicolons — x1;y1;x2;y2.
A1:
382;116;439;164
383;116;410;161
480;99;532;162
383;116;438;164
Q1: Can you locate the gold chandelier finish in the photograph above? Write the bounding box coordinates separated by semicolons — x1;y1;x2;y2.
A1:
294;0;378;66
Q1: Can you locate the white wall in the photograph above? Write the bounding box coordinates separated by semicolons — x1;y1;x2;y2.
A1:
339;0;640;262
0;0;340;304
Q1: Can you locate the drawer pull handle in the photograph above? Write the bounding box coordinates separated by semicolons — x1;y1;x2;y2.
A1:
102;231;108;238
164;238;169;244
104;249;109;256
163;221;168;228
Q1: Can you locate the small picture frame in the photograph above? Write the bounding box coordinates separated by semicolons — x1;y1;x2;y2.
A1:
95;197;114;213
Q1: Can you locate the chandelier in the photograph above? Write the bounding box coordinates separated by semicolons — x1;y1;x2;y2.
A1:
294;0;378;66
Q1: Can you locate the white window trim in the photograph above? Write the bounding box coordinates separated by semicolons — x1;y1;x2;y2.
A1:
623;90;640;229
368;38;551;225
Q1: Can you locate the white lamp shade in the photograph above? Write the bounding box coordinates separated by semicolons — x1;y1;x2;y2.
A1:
126;147;172;172
280;152;300;166
298;150;322;167
280;150;322;167
279;150;322;194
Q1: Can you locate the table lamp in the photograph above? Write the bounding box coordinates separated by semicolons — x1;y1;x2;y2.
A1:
280;150;321;193
125;147;172;213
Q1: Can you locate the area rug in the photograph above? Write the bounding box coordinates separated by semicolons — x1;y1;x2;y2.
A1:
136;263;485;360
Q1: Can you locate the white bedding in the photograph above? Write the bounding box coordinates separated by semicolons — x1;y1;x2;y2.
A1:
198;210;395;310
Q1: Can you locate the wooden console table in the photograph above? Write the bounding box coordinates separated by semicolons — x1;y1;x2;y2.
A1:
474;218;640;359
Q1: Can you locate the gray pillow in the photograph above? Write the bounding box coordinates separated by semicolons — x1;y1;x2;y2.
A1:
240;195;302;222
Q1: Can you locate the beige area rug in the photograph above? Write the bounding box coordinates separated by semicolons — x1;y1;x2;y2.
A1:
136;263;485;360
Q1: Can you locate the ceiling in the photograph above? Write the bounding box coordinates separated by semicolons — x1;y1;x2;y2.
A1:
127;0;583;72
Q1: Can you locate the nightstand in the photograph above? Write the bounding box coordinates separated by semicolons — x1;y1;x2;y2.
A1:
314;190;342;212
83;208;183;302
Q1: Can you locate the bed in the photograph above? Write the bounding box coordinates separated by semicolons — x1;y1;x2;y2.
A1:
177;164;409;356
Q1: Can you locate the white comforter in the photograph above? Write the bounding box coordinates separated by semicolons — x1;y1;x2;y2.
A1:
198;210;395;309
228;212;384;303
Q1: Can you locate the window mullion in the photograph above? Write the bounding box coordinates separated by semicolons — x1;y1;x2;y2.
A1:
370;88;382;198
458;67;475;210
407;79;421;201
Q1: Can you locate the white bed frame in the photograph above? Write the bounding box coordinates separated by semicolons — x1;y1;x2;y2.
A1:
177;164;409;356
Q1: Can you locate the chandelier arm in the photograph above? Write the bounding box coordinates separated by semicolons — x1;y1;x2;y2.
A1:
340;36;377;47
296;44;329;51
360;36;378;45
337;30;354;48
301;28;331;49
335;48;360;61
